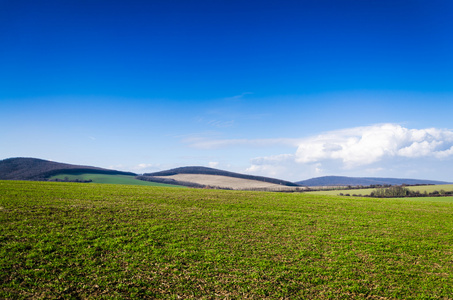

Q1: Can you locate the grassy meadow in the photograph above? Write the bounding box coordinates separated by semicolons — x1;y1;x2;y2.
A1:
393;196;453;203
49;173;182;187
306;184;453;197
1;180;453;299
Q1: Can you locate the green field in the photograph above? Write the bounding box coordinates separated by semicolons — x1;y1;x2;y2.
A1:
306;187;376;196
49;173;182;187
307;184;453;197
1;180;453;299
405;184;453;193
394;196;453;202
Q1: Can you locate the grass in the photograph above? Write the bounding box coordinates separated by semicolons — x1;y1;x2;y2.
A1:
307;184;453;197
306;188;376;196
1;180;453;299
405;184;453;193
393;196;453;202
49;173;182;187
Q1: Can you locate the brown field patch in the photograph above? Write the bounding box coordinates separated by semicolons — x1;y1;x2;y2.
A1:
154;174;304;190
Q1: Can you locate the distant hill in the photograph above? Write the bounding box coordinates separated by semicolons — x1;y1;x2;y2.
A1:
138;166;301;189
0;157;136;180
143;166;299;186
296;176;451;187
4;158;448;190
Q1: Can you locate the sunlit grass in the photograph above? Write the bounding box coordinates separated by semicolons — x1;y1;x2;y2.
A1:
1;180;453;299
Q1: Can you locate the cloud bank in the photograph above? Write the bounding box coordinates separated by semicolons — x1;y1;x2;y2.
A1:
246;124;453;180
294;124;453;167
182;123;453;180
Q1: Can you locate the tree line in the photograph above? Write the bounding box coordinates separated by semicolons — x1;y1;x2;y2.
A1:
339;185;453;198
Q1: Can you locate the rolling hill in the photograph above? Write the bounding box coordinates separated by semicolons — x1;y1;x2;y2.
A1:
138;166;302;190
296;175;451;187
2;157;450;190
0;158;302;190
0;157;136;181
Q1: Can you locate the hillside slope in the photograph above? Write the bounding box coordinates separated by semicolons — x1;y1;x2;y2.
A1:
139;166;301;189
296;175;450;187
0;157;136;180
143;166;300;186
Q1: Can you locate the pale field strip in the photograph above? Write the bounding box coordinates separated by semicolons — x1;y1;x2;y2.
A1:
154;174;304;190
306;184;453;196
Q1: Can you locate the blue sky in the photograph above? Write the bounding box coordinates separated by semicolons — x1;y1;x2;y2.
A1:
1;0;453;181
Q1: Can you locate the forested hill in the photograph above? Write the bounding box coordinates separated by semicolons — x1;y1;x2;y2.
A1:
296;176;451;187
143;166;300;187
0;157;136;180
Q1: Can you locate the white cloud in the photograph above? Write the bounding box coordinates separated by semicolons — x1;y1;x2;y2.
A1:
109;163;161;174
434;146;453;159
244;124;453;180
246;164;288;178
208;161;219;168
181;124;453;181
397;140;442;158
134;163;156;170
293;124;453;168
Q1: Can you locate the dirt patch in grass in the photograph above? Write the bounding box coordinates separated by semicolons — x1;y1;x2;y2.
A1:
154;174;300;190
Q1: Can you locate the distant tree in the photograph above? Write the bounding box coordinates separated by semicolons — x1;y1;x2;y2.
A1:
372;186;410;197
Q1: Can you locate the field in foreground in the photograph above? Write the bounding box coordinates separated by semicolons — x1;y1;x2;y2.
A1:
1;181;453;299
